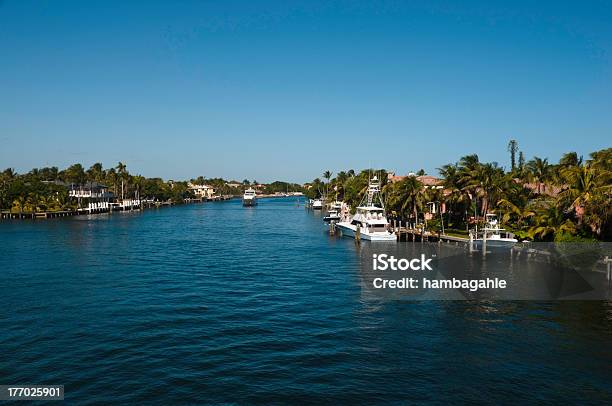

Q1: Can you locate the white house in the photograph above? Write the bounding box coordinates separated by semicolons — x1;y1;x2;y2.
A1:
68;182;114;200
188;183;215;198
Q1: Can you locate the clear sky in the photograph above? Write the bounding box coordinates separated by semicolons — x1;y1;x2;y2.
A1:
1;0;610;183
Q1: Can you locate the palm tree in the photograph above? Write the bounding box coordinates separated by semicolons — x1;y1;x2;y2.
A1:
63;163;86;185
12;195;27;215
55;190;69;211
334;171;348;200
558;152;582;168
41;194;59;212
87;163;104;182
132;175;145;200
559;164;610;231
438;163;468;221
560;165;600;210
581;192;610;238
498;198;535;230
528;200;576;241
106;168;118;196
322;170;332;199
389;176;424;224
463;162;506;217
459;154;480;171
526;157;551;194
484;164;508;215
27;192;41;214
116;162;128;200
2;168;16;180
0;169;15;210
457;154;481;214
588;148;612;175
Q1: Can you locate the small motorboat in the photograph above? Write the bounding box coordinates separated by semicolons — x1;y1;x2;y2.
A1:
323;209;341;222
472;214;518;248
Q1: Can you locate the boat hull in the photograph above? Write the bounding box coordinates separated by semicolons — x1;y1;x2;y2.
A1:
336;222;396;241
473;238;517;248
242;198;257;206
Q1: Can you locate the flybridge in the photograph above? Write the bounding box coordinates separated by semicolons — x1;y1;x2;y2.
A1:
372;254;434;271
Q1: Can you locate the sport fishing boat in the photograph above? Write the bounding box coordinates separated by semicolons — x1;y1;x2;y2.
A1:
323;209;341;223
312;198;323;210
472;214;518;248
336;176;396;241
242;188;257;206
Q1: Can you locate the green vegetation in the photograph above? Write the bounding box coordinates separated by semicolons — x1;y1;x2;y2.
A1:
0;162;197;213
260;181;304;195
0;163;307;214
306;146;611;241
304;169;383;210
200;178;242;196
198;178;303;196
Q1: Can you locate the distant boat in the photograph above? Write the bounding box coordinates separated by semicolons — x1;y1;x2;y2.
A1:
242;188;257;206
312;198;323;210
336;176;396;241
472;214;518;248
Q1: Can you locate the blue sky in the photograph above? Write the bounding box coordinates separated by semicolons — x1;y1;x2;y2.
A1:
1;0;610;182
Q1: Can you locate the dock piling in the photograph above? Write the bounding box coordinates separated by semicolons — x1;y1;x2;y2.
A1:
482;230;487;258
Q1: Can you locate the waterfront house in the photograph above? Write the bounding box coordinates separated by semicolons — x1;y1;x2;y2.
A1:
188;183;215;198
68;182;114;200
416;175;444;190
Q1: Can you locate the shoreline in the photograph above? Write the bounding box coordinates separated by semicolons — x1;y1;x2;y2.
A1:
0;194;303;220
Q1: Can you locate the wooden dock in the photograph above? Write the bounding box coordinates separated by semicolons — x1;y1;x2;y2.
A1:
390;220;470;243
2;210;83;220
1;205;132;219
0;195;222;221
208;195;234;201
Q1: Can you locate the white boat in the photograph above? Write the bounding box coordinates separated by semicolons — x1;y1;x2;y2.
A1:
329;200;343;211
473;214;518;248
336;176;396;241
242;188;257;206
312;198;323;210
323;209;341;222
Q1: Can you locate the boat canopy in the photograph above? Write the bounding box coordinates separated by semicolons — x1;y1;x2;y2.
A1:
356;206;384;212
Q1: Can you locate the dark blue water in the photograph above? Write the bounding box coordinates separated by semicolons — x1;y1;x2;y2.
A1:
1;198;611;404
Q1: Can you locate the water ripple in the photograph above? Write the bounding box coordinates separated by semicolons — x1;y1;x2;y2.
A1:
1;198;611;403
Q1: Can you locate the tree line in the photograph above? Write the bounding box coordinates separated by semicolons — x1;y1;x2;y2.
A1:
0;162;306;214
306;145;611;241
0;162;199;213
